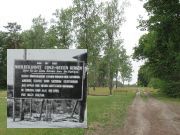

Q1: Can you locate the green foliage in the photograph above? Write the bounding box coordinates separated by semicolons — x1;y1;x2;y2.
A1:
148;78;164;89
21;15;47;49
103;0;130;92
3;22;22;49
44;25;58;48
134;0;180;97
161;80;180;98
0;32;7;88
0;23;22;88
53;8;73;48
137;63;152;87
0;0;132;92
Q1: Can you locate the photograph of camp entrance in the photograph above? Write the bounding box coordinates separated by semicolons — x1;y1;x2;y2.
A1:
7;49;87;128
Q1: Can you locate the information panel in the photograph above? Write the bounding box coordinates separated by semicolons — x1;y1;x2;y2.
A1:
14;60;84;100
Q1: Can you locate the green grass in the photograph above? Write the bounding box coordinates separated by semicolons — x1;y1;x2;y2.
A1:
0;90;6;97
0;98;6;128
89;87;137;96
88;92;135;124
88;87;110;95
0;87;135;135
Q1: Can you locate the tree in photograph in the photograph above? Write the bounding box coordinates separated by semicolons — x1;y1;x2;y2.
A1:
134;0;180;97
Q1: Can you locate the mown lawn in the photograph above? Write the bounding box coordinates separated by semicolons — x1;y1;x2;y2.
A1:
0;87;135;135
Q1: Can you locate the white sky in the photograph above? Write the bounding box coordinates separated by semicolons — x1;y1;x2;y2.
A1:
0;0;148;84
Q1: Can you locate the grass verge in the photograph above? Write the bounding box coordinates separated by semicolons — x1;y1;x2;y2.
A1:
0;90;7;97
151;91;180;103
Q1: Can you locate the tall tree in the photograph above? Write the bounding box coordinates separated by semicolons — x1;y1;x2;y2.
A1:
4;22;22;49
44;25;58;48
53;8;73;48
0;23;22;88
73;0;105;90
0;31;7;88
134;0;180;97
22;15;47;49
103;0;125;94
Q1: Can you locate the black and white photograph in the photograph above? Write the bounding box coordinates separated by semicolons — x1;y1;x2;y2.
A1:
7;49;87;128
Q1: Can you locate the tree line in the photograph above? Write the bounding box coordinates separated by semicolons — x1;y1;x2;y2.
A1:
133;0;180;97
0;0;132;94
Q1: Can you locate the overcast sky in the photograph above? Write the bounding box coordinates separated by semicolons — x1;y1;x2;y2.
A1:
0;0;148;84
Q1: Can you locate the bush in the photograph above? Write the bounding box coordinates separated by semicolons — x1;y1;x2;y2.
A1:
148;78;164;89
0;80;7;89
162;81;180;98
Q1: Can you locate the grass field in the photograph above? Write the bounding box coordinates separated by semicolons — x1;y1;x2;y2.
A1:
0;90;6;97
88;87;137;95
0;87;135;135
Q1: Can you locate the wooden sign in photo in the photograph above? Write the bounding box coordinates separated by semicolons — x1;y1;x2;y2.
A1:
14;60;84;100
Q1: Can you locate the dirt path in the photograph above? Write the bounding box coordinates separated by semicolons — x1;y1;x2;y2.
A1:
121;93;180;135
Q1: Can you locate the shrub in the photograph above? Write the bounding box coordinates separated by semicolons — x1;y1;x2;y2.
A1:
148;78;164;89
162;81;180;98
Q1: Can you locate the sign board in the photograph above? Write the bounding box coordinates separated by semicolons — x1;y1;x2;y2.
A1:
14;60;84;100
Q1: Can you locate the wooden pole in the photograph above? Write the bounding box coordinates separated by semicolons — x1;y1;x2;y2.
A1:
79;63;87;123
45;100;48;121
13;98;15;122
71;100;78;117
20;99;24;120
39;99;45;121
30;99;32;117
20;49;27;120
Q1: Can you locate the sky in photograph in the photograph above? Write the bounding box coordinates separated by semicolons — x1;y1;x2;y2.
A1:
0;0;148;84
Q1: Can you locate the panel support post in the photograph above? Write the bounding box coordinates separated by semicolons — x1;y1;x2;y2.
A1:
13;98;15;122
30;99;32;117
71;100;78;117
79;63;87;123
39;99;45;121
20;99;24;120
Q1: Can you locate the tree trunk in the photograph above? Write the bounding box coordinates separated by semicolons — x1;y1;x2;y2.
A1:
116;70;118;89
93;59;96;91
